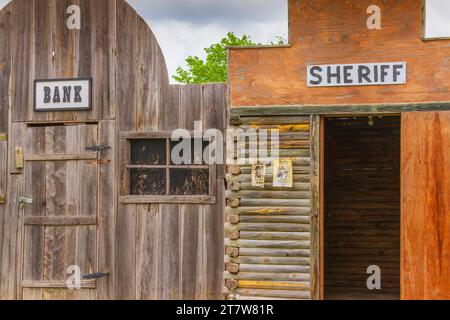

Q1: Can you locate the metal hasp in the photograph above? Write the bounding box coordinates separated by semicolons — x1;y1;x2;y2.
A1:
82;272;110;280
19;197;33;209
85;145;111;152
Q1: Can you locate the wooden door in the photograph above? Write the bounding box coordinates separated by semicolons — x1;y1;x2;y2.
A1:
401;112;450;300
20;124;100;300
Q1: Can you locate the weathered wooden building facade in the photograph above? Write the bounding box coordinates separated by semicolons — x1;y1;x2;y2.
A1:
0;0;226;300
225;0;450;300
1;0;449;301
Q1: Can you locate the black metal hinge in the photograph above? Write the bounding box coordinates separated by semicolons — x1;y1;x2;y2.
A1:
85;145;111;152
82;272;110;280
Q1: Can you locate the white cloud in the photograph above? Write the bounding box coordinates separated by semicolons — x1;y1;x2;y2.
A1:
148;18;287;82
131;0;288;83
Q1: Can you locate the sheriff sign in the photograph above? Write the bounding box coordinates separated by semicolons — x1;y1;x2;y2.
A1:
307;62;406;87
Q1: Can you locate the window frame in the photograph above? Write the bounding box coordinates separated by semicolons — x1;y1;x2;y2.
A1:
119;131;216;204
422;0;450;41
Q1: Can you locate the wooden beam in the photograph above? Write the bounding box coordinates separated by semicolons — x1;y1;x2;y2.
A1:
24;216;97;226
230;102;450;117
22;280;96;289
119;195;216;204
119;130;197;139
310;115;321;301
25;153;98;161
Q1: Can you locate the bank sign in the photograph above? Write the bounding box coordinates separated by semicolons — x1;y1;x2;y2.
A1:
34;78;92;111
307;62;406;87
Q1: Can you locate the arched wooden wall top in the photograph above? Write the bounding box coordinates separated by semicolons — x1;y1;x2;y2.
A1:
0;0;170;125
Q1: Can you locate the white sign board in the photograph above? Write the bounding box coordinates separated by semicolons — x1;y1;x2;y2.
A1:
307;62;406;87
34;78;92;111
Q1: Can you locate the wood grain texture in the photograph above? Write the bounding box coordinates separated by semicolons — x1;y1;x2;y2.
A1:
401;112;450;300
225;116;312;300
0;5;10;134
20;124;99;300
324;117;401;298
229;0;450;107
310;116;320;300
0;0;226;300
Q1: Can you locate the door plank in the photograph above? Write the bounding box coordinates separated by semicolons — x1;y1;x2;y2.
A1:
21;124;100;300
401;112;450;300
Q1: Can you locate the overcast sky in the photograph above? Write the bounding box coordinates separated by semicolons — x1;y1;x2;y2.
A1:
0;0;449;83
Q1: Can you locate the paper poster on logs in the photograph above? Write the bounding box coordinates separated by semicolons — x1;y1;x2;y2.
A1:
251;164;267;188
273;159;293;188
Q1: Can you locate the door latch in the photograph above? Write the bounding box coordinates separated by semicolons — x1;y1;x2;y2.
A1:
82;272;110;280
19;197;33;208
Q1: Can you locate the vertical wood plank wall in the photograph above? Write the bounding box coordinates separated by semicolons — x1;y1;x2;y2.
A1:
224;116;313;300
401;112;450;300
116;84;226;300
0;0;226;300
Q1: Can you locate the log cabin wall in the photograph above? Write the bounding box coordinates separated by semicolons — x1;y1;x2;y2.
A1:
0;0;226;300
224;116;314;300
324;117;401;299
226;0;450;301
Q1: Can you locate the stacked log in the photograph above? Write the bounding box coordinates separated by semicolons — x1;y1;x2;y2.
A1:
224;115;313;300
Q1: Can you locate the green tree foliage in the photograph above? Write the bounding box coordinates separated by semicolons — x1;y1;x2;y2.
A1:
173;32;255;84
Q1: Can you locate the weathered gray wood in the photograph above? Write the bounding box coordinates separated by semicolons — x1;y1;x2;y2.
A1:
22;280;96;289
24;216;96;226
11;0;33;122
136;204;159;300
158;204;181;299
181;205;200;299
0;6;10;133
116;204;136;300
0;141;7;201
97;120;116;300
1;0;227;301
120;195;216;204
205;179;225;299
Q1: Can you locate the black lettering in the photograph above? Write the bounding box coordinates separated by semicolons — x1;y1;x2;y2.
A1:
74;86;82;103
309;66;323;85
380;65;389;82
374;65;379;82
358;66;372;83
327;66;341;84
43;87;51;103
53;87;60;103
343;66;353;84
63;86;72;103
393;64;404;82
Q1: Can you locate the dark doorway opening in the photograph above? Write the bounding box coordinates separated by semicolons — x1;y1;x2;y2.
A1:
324;116;401;300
